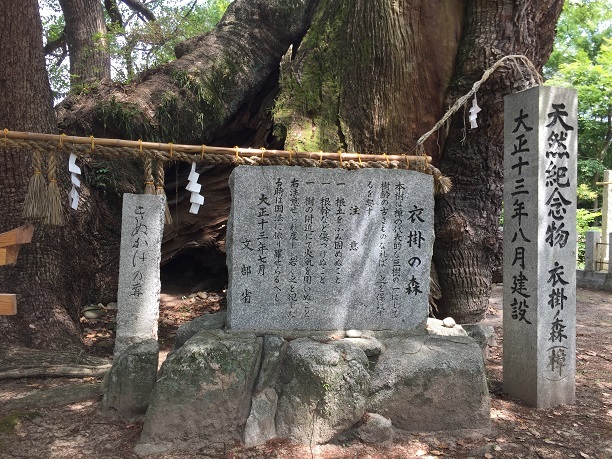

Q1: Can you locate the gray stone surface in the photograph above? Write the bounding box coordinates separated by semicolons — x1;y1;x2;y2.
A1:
243;388;278;447
426;318;468;337
340;336;385;358
138;331;262;452
585;230;601;272
102;339;159;418
576;269;612;292
368;335;490;432
602;170;612;264
174;310;227;349
227;166;434;331
462;324;497;349
254;335;286;391
503;86;577;408
276;338;370;444
115;194;165;356
356;413;393;445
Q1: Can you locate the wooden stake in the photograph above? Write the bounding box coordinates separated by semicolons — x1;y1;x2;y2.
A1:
0;246;20;266
0;294;17;315
0;225;34;248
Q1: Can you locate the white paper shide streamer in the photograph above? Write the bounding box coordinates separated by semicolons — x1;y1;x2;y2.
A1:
186;162;204;214
469;94;482;129
68;153;81;210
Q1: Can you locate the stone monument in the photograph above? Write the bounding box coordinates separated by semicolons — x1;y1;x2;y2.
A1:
133;167;492;455
226;166;434;331
599;170;612;269
503;86;577;408
114;193;165;356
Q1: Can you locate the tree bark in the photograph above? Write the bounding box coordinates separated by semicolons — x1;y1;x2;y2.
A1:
433;0;564;322
276;0;465;160
0;0;82;347
58;0;111;89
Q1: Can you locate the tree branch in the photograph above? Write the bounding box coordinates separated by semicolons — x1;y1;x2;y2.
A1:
58;0;320;142
104;0;124;28
44;28;67;55
120;0;156;22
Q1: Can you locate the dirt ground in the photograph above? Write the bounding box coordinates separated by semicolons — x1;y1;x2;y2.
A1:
0;284;611;459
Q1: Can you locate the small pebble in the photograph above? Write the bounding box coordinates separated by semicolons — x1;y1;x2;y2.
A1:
442;317;456;328
346;329;363;338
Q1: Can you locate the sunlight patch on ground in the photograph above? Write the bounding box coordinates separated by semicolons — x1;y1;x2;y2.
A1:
67;400;96;411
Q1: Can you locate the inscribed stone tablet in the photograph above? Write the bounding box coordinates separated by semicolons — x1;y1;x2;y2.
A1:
115;194;165;356
503;86;577;408
226;166;434;331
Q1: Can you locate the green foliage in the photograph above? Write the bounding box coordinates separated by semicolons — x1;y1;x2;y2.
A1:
577;183;598;205
107;0;231;82
545;0;612;208
40;0;69;100
84;160;120;195
40;0;231;102
95;96;147;139
576;208;601;266
0;412;41;433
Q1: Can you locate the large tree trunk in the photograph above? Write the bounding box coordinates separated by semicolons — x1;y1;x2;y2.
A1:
0;0;128;348
0;0;81;347
277;0;465;159
433;0;564;322
58;0;111;89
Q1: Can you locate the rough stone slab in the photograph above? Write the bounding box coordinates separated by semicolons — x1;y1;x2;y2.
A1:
275;338;370;444
356;413;393;445
174;311;227;350
254;335;286;391
227;166;434;331
339;337;385;358
503;86;577;408
368;335;490;432
426;318;468;337
584;230;601;272
102;339;159;418
462;324;497;358
576;270;612;292
115;194;165;356
243;388;278;447
138;331;262;452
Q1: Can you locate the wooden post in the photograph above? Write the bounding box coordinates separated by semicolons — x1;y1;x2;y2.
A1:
596;171;612;270
0;225;34;315
0;294;17;315
0;224;34;247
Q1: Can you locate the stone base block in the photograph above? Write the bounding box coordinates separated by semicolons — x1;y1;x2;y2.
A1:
102;339;159;419
368;335;490;432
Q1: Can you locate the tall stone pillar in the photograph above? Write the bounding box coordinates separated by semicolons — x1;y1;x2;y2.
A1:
115;194;165;356
503;86;577;408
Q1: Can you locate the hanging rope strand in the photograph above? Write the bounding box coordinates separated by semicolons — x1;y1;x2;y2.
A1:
155;159;173;225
